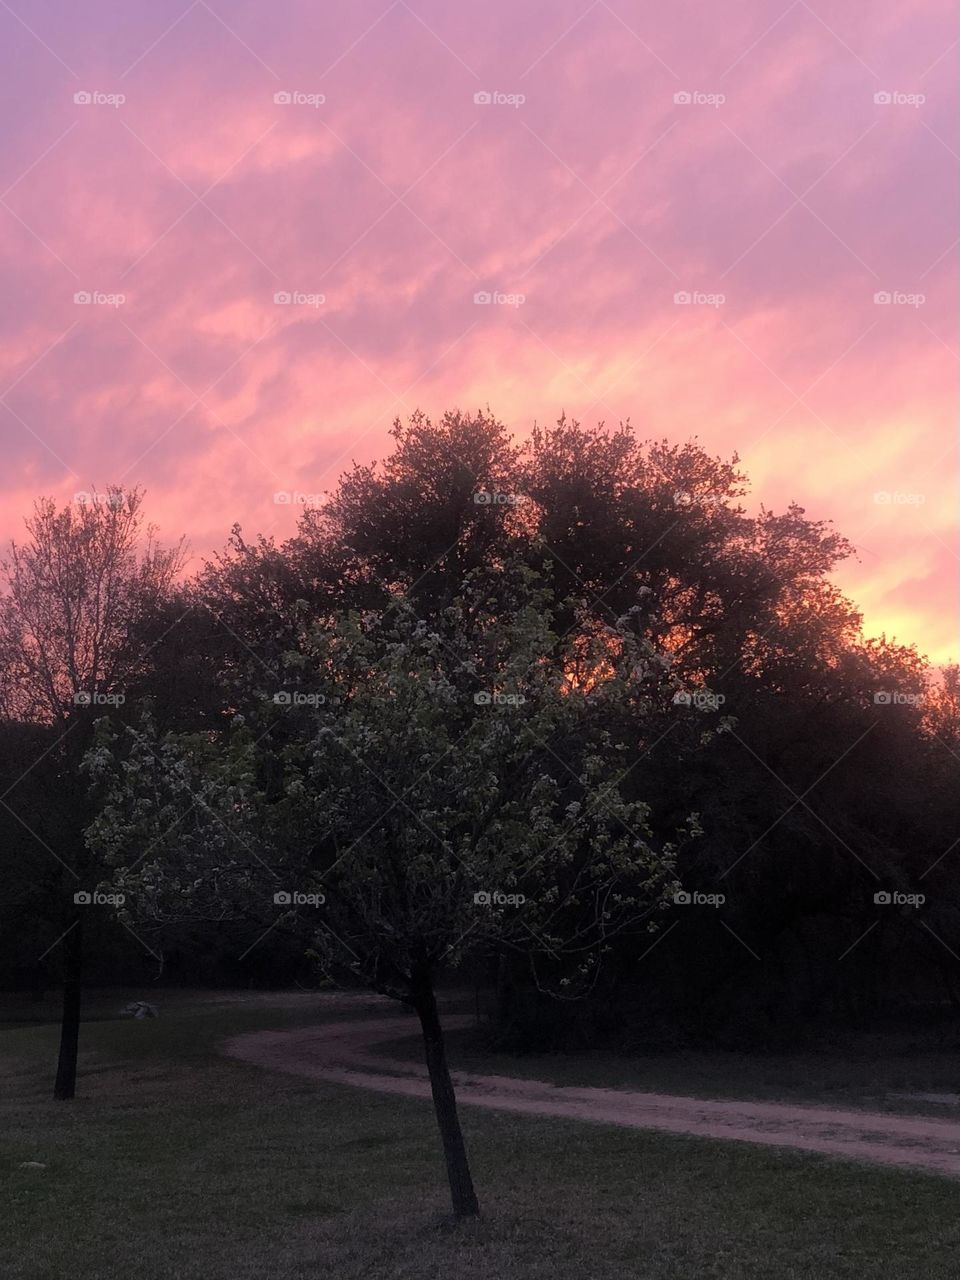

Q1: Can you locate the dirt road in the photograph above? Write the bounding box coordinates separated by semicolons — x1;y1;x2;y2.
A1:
223;1001;960;1179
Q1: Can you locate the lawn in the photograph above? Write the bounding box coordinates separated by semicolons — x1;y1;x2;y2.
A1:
2;990;959;1279
370;1020;960;1116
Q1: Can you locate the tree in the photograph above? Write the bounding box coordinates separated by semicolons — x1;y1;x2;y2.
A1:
189;411;960;1040
35;408;951;1062
87;565;696;1217
0;487;185;1098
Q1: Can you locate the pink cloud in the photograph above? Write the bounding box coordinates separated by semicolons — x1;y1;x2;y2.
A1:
0;0;955;662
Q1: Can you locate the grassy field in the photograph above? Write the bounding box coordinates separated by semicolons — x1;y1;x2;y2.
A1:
369;1020;960;1116
2;990;959;1279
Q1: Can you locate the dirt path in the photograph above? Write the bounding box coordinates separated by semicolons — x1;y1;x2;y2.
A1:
223;1001;960;1179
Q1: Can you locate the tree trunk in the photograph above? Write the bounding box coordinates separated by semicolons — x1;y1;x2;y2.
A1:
413;973;480;1219
53;913;83;1100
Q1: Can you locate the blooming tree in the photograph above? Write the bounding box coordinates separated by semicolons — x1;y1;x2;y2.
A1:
88;567;700;1216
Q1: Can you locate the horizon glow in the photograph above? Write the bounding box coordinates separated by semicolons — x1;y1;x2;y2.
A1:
0;0;956;662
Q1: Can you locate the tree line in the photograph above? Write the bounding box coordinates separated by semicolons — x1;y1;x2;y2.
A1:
1;410;957;1215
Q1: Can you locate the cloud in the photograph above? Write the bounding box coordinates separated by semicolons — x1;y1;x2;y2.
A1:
0;0;955;661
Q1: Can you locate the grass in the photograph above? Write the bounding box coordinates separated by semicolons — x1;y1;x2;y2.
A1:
368;1020;960;1116
2;990;960;1278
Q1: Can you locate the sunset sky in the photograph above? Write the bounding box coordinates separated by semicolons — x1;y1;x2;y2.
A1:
0;0;956;662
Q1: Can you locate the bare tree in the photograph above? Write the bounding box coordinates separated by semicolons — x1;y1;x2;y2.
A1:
0;487;185;1099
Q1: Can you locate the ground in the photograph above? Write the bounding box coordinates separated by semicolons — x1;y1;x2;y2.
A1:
2;989;959;1279
226;1006;960;1177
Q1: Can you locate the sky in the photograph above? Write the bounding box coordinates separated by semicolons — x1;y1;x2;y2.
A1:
0;0;956;663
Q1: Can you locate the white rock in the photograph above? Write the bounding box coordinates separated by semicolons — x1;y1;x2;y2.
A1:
120;1001;159;1019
